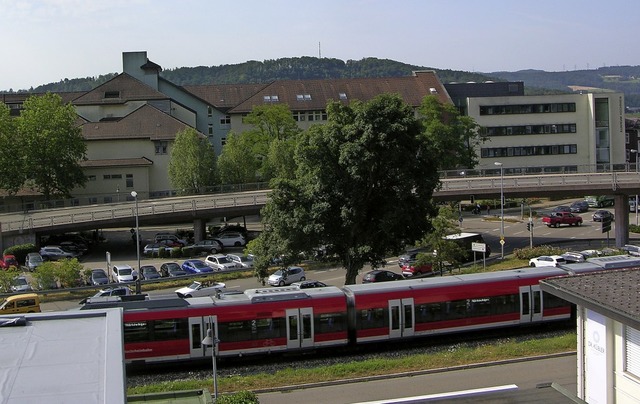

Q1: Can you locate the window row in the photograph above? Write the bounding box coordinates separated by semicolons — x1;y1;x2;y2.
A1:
485;123;577;136
479;103;576;115
481;144;577;158
292;110;327;122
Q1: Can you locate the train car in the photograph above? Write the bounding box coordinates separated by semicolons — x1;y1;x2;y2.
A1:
83;285;349;364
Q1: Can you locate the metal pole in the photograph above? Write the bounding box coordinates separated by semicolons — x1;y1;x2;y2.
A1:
210;316;218;401
529;205;533;249
132;191;141;294
494;162;505;259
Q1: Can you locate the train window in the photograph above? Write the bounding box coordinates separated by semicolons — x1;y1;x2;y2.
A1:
153;319;189;341
219;318;285;342
491;294;519;315
358;308;387;330
404;305;413;329
191;324;202;349
288;316;298;340
542;292;570;309
124;321;149;343
467;298;492;318
315;313;345;334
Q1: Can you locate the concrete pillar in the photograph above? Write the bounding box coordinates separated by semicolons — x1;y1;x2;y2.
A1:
614;195;629;247
194;219;207;242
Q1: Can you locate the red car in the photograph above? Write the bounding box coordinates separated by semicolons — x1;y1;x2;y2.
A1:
401;262;434;277
0;254;19;270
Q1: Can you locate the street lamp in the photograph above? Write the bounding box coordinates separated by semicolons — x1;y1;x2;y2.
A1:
494;162;505;259
131;191;141;294
201;316;219;400
632;150;639;225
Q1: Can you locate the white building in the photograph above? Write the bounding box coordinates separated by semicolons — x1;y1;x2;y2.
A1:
541;268;640;403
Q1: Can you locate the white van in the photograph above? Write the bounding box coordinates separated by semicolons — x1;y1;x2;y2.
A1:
112;264;135;283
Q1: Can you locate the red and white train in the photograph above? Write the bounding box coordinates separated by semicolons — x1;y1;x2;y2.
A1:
81;255;640;365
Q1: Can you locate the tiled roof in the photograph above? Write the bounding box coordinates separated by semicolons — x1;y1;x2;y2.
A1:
1;91;85;105
183;83;269;110
540;268;640;330
80;157;153;168
73;73;167;105
228;71;451;113
81;104;195;141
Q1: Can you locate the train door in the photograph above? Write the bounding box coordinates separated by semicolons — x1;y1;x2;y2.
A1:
286;308;314;349
188;316;218;358
388;298;414;339
519;285;543;323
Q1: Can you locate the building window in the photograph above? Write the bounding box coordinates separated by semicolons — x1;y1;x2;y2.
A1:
207;106;213;117
104;196;113;203
221;137;227;146
485;123;577;137
220;115;231;125
625;325;640;378
87;175;96;181
481;144;577;158
208;124;213;135
263;95;279;102
339;93;347;100
126;174;133;188
296;95;304;101
292;112;305;122
155;141;168;155
104;91;120;99
479;103;577;116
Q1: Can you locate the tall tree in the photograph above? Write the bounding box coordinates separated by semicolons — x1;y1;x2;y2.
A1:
17;93;87;199
419;95;484;170
0;103;23;193
216;132;261;184
251;94;441;285
168;127;217;192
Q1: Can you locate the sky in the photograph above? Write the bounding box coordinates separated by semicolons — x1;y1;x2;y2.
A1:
1;0;639;91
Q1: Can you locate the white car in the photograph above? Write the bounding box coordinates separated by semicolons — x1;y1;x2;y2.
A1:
528;255;566;267
214;232;246;247
267;266;306;286
112;264;135;283
226;254;254;269
204;254;239;271
175;281;226;298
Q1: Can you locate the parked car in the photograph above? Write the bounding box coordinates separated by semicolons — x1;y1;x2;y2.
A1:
160;262;188;277
401;262;434;277
189;239;224;255
10;276;32;293
25;253;44;272
267;266;306;286
570;200;589;213
630;197;637;212
1;254;20;270
214;232;246;247
528;255;567;267
362;269;404;283
154;233;188;247
175;280;226;298
290;280;327;289
90;268;110;286
79;286;131;304
621;245;640;257
181;259;213;274
211;224;248;238
112;264;135;283
397;248;429;268
140;265;161;280
0;293;41;314
561;251;586;263
204;254;239;271
226;254;254;269
592;210;614;222
143;243;163;256
39;246;76;261
59;241;87;256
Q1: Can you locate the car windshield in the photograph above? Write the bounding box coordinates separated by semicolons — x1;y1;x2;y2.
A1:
169;268;183;274
188;282;201;289
93;272;107;279
241;257;252;262
13;278;27;286
193;261;207;268
142;267;156;274
30;256;43;263
217;256;231;263
273;269;284;276
118;268;132;275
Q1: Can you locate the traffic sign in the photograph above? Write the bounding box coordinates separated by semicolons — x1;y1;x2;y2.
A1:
499;239;505;245
472;242;486;253
602;218;612;233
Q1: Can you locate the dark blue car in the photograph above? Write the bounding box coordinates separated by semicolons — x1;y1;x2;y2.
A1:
181;259;213;274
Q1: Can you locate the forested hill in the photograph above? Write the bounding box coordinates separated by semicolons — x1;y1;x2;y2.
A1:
8;57;640;107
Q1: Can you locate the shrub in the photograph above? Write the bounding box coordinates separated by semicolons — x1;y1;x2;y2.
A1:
170;248;182;258
513;245;564;260
215;391;259;404
631;224;640;234
182;246;195;257
3;243;37;264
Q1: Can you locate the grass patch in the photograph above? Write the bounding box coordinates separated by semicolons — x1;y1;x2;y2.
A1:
127;332;576;395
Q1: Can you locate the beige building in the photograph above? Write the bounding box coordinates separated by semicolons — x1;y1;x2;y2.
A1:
468;92;626;173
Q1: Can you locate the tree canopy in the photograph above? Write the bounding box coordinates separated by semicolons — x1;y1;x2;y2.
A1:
1;93;87;199
250;94;442;284
168;127;218;192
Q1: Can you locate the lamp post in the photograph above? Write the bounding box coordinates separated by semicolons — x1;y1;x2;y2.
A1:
131;191;141;294
116;185;120;202
632;150;639;226
201;316;219;400
494;162;504;259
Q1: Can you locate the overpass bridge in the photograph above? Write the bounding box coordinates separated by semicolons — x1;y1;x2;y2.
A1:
1;168;639;249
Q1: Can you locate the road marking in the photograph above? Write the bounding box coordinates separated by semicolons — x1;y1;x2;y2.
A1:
352;384;519;404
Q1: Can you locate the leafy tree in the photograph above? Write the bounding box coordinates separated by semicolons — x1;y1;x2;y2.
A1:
0;103;23;193
416;205;465;274
168;127;217;192
16;93;87;199
53;258;83;288
419;95;484;170
0;268;19;293
252;94;441;285
217;132;261;184
32;261;59;290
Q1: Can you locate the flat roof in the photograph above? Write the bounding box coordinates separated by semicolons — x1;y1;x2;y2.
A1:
0;309;125;403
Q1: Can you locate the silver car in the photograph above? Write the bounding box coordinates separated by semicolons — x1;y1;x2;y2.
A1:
267;266;306;286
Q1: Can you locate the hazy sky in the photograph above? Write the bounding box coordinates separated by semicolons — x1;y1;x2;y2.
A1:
1;0;638;91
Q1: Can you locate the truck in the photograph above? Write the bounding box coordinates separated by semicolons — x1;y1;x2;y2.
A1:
542;212;583;227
